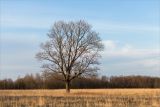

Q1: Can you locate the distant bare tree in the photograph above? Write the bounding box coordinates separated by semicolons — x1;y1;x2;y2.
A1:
36;20;104;93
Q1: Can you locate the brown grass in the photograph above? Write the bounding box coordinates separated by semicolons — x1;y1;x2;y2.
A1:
0;89;159;107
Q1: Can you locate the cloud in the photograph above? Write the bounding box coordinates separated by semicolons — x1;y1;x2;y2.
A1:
1;12;159;35
101;40;159;58
1;33;41;44
0;38;159;79
100;57;160;76
0;33;45;79
99;40;160;76
90;20;160;34
0;14;51;29
103;40;116;50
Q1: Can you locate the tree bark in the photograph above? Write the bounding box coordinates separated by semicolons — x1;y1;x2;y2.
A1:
65;81;70;93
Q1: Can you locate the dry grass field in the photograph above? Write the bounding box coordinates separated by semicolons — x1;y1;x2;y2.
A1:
0;89;159;107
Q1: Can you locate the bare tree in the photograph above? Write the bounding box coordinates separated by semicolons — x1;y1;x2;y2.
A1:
36;20;104;93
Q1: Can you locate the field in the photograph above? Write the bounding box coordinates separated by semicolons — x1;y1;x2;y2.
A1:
0;89;159;107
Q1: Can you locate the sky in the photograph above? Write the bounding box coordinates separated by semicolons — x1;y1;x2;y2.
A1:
0;0;160;79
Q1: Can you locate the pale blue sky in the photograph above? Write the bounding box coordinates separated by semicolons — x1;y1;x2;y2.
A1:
0;0;160;79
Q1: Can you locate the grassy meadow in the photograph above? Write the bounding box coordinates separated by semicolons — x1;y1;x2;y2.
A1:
0;89;159;107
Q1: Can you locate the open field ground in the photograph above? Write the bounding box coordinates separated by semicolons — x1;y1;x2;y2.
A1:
0;89;160;107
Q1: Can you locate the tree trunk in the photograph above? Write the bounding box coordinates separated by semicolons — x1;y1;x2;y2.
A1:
65;81;70;93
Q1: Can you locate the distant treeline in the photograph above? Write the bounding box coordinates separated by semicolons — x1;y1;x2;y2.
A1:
0;73;160;89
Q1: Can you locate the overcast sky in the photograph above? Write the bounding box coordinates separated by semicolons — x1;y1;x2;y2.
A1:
0;0;160;79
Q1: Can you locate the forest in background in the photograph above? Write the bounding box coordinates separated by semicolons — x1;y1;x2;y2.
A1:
0;73;160;89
